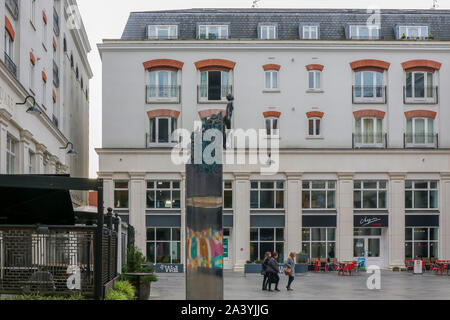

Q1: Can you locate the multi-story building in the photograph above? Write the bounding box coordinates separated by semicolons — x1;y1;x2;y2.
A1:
0;0;92;205
98;8;450;270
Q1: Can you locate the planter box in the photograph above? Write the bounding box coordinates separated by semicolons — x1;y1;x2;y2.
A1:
244;264;308;274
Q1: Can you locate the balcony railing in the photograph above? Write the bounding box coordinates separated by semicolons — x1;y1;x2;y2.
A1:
6;0;19;20
197;85;233;103
146;85;180;104
53;60;60;88
403;86;438;104
353;133;387;149
4;52;17;79
53;7;60;36
404;134;439;149
352;86;387;104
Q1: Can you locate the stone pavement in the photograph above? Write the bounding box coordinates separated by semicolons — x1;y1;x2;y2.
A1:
150;270;450;300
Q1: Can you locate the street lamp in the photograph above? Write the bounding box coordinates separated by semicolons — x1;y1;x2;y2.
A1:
16;95;42;116
60;142;77;155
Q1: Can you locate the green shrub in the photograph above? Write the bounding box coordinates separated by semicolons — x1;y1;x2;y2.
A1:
121;245;157;283
114;281;135;300
105;289;128;301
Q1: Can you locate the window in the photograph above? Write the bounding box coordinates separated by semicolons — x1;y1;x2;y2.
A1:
260;25;276;39
302;228;336;259
42;18;47;46
199;70;230;101
406;118;435;145
148;25;178;39
224;181;233;209
28;151;34;174
148;70;178;100
43;153;49;174
6;136;16;174
264;70;278;90
354;181;387;209
114;181;129;209
251;181;284;209
405;181;438;209
405;228;438;259
349;25;380;39
29;63;35;90
250;228;284;262
42;81;46;106
355;117;383;145
70;53;74;68
405;71;435;100
146;227;181;264
265;117;278;136
146;181;181;209
199;25;229;39
308;70;321;90
303;26;318;39
31;0;36;26
302;181;336;209
63;37;67;52
308;118;321;137
399;26;429;40
149;117;178;144
354;71;383;99
4;32;13;59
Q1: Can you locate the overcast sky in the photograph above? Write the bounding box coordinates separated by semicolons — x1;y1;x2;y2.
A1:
76;0;450;178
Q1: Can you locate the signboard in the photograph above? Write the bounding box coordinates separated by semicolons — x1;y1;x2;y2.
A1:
354;215;389;228
414;260;423;274
146;264;184;274
223;238;229;258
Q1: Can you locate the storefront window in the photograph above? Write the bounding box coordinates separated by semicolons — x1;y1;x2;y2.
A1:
250;181;284;209
302;228;336;260
224;181;233;209
405;181;438;209
146;227;181;264
354;181;387;209
405;227;438;259
250;228;284;262
302;181;336;209
146;181;181;209
114;181;129;209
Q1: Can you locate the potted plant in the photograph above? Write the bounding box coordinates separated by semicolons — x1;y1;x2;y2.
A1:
401;33;406;39
428;33;434;40
121;245;157;300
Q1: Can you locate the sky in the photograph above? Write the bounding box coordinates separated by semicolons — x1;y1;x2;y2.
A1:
76;0;450;178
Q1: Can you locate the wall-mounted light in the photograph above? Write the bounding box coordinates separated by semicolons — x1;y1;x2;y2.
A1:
16;95;41;116
60;142;77;155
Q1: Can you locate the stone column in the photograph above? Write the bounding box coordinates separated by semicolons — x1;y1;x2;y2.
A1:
0;110;12;174
100;173;114;210
49;155;59;174
35;144;47;174
337;173;354;261
180;172;186;268
233;173;250;272
129;173;146;255
440;172;450;260
388;173;406;268
286;172;302;255
18;130;33;174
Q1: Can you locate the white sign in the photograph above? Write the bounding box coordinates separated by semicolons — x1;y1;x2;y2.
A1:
66;266;81;290
414;260;423;274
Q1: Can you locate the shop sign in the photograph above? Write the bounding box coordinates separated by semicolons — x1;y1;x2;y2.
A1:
354;215;388;227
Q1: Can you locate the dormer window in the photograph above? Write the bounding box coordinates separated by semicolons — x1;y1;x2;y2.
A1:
148;25;178;39
398;26;429;40
199;25;229;39
259;25;277;39
302;26;319;39
349;25;380;40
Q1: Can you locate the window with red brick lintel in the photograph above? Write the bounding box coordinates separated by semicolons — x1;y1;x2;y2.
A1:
147;109;180;145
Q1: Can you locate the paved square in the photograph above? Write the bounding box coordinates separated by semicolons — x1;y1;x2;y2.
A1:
150;271;450;300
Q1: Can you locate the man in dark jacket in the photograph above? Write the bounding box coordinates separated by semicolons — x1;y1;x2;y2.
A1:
261;252;271;290
267;252;280;292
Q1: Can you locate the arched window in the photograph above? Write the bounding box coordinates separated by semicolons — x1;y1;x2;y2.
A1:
195;59;235;102
353;110;385;147
143;59;184;103
402;60;441;104
263;64;280;91
147;110;180;145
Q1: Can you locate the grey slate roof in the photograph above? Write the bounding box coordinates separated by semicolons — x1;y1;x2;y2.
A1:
121;8;450;40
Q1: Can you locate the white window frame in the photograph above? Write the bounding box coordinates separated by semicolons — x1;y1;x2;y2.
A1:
354;117;384;147
349;25;380;40
265;117;279;137
308;117;321;137
399;26;429;40
224;181;233;210
146;227;181;264
354;71;384;102
303;26;319;39
199;70;231;102
6;135;16;174
146;181;181;210
405;181;438;210
405;71;435;102
42;81;47;107
260;25;276;39
405;227;438;259
147;70;179;102
406;117;435;147
308;70;321;90
28;151;35;174
147;25;178;39
199;25;229;39
29;62;35;91
4;32;13;59
302;181;336;210
114;181;129;209
149;117;178;145
250;181;285;210
302;228;337;260
264;70;279;90
354;181;388;210
30;0;36;27
42;18;47;48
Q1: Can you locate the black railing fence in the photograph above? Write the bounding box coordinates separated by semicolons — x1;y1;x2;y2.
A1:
4;52;17;79
6;0;19;20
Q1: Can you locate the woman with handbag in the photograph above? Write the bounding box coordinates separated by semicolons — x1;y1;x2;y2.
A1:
261;252;271;291
285;252;296;291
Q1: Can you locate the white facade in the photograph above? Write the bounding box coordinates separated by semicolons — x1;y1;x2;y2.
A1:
0;0;92;205
98;15;450;270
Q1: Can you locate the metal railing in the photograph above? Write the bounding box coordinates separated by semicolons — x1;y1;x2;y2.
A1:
4;52;17;79
352;133;387;149
352;86;387;104
146;85;180;104
197;85;233;103
6;0;19;20
53;7;60;36
53;60;60;88
404;133;439;149
403;86;438;104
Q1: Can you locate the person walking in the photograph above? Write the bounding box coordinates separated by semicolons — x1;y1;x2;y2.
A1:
267;252;280;292
286;252;296;291
261;252;271;291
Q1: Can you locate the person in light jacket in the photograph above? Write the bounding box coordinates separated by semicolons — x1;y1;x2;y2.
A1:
267;252;280;292
286;252;296;291
261;252;271;291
